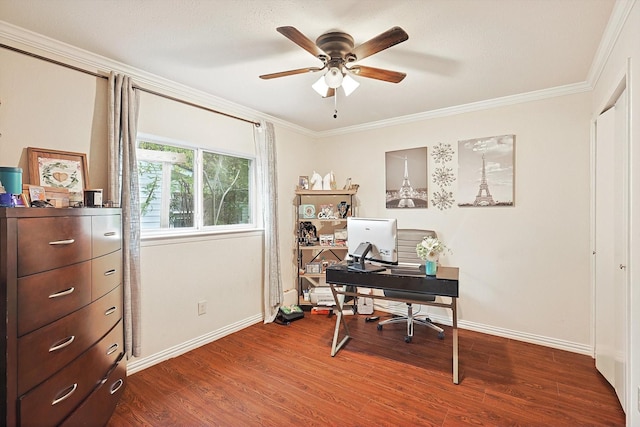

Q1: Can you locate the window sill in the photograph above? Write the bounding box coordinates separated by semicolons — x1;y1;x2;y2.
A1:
141;227;263;247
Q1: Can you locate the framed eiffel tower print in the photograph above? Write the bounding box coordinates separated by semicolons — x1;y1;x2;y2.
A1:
457;134;515;207
385;147;429;208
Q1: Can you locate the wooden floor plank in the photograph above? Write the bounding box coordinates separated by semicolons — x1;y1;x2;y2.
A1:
107;312;625;426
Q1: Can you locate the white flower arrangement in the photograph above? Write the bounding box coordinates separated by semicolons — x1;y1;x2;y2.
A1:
416;236;450;262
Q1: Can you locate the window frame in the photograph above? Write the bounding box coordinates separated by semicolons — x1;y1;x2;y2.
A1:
136;133;257;238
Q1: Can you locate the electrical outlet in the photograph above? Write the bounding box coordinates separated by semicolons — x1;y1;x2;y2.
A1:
198;300;207;316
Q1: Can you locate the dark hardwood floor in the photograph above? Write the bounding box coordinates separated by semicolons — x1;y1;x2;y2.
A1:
107;312;625;426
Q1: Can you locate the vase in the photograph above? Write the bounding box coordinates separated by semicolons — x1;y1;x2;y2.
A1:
425;260;437;276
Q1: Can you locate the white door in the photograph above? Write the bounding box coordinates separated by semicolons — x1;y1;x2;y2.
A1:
594;88;628;411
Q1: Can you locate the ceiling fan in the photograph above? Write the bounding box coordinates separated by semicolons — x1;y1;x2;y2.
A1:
259;26;409;99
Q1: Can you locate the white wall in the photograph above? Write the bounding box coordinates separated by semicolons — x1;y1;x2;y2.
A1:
592;1;640;423
0;45;109;188
270;125;319;293
319;93;593;351
0;36;317;372
133;91;264;364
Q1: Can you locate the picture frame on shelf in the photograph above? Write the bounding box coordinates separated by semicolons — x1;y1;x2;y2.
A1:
27;147;89;194
28;185;46;203
317;204;336;219
334;228;347;246
319;233;335;246
298;175;309;190
299;204;316;219
305;263;321;274
337;201;350;218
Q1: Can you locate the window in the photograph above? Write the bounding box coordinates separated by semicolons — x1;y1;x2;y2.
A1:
137;135;254;233
202;151;251;227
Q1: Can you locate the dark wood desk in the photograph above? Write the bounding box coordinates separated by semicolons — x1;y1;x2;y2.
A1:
325;264;460;384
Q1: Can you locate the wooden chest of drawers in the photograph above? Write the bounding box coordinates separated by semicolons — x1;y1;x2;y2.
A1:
0;208;125;427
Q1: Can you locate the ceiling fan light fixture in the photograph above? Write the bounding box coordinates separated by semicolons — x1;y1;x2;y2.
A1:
324;66;343;88
342;74;360;96
312;75;331;97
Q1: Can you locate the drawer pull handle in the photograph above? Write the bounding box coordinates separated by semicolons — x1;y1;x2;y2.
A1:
104;269;117;276
104;231;117;237
106;343;119;355
52;383;77;406
110;378;124;395
48;239;75;246
49;287;75;298
49;335;75;352
105;306;117;316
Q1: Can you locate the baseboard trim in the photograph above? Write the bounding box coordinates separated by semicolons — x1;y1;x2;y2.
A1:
126;313;263;375
454;318;592;356
127;306;594;376
377;305;592;356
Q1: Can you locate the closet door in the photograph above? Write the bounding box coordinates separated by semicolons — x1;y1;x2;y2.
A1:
594;88;627;412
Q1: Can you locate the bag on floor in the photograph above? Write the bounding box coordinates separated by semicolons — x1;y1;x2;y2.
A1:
275;305;304;325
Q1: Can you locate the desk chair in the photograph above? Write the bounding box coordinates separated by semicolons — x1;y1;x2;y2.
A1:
377;229;445;343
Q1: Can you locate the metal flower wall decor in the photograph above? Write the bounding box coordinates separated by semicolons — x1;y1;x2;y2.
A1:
430;143;456;210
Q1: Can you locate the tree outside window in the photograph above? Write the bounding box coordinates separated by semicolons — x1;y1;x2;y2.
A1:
137;137;253;232
202;152;250;226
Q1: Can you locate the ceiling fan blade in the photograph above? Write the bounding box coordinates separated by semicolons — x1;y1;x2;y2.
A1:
348;65;406;83
324;88;336;98
349;27;409;62
277;26;326;58
259;67;324;80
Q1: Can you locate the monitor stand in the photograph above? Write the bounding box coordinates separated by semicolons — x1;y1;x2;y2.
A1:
348;242;386;273
348;261;386;273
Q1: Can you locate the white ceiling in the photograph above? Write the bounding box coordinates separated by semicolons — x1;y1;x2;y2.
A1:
0;0;616;133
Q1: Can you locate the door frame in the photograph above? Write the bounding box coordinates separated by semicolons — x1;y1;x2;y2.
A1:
590;61;631;414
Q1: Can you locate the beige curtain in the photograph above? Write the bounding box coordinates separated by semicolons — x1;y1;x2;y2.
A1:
108;72;142;357
255;121;283;322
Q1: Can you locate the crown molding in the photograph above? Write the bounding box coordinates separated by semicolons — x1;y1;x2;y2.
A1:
586;0;636;87
317;82;593;137
0;20;316;137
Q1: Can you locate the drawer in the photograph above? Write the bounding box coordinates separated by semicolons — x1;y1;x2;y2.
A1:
17;261;92;337
92;250;122;300
92;214;121;258
18;286;122;395
18;216;91;277
59;354;126;427
19;321;124;427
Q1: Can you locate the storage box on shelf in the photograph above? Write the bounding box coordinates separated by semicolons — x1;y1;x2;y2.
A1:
295;189;356;310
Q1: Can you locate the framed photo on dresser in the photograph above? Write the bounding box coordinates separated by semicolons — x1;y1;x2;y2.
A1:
27;147;89;193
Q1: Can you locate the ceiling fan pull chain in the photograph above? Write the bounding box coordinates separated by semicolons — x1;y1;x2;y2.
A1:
333;89;338;119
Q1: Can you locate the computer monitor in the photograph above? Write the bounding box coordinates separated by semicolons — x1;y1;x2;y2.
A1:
347;217;398;272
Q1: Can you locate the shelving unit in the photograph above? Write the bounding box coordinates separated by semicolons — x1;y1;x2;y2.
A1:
294;189;357;310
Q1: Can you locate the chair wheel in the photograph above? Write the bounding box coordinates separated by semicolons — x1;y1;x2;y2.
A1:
377;324;383;331
438;332;445;339
404;336;412;343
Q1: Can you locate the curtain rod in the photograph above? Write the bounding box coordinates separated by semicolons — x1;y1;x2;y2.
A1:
1;43;261;127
